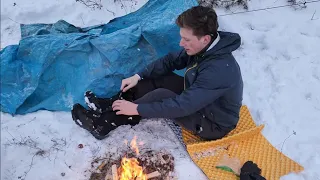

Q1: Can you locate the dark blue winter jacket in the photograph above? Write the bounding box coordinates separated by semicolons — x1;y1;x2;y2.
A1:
137;31;243;129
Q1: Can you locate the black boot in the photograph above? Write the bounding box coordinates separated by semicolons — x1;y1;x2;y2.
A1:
71;103;98;132
71;103;116;140
84;90;135;114
97;111;141;127
90;111;141;140
90;122;115;140
71;103;141;140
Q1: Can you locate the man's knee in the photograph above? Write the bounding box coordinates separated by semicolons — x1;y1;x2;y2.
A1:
151;88;177;96
134;88;177;104
131;78;156;100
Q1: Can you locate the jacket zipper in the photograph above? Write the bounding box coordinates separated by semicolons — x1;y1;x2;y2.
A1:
184;62;198;90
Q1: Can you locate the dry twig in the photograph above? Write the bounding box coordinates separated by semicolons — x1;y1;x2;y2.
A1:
311;10;318;20
76;0;103;9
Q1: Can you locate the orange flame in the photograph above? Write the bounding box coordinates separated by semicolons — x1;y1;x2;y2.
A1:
118;136;147;180
130;136;140;156
118;157;147;180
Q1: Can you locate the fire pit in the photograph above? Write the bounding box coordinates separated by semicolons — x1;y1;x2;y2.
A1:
89;136;176;180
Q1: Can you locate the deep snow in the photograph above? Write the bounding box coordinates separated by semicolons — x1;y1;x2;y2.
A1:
1;0;320;179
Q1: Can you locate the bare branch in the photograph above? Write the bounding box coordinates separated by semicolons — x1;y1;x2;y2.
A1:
19;154;37;180
4;136;41;151
280;131;296;154
198;0;249;10
106;9;116;16
311;10;318;20
17;117;36;128
6;17;21;24
76;0;103;10
288;0;307;10
80;15;85;25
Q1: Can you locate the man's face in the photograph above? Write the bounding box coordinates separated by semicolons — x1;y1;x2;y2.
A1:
179;27;210;55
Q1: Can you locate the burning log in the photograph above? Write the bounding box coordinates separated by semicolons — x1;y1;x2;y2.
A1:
111;164;118;180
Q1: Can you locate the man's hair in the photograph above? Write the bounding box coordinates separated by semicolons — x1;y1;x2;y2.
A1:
176;6;219;39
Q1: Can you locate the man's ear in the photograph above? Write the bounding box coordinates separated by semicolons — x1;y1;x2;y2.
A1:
202;35;211;45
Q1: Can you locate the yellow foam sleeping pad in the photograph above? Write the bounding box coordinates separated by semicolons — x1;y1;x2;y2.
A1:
181;105;304;180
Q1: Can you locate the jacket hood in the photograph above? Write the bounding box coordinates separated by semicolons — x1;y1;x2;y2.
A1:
201;31;241;59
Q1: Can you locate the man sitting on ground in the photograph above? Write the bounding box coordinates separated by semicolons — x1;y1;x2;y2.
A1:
71;6;243;140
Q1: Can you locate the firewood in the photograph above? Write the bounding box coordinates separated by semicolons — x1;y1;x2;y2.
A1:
104;174;112;180
167;176;178;180
98;161;107;170
146;171;161;179
165;172;178;180
159;155;167;164
111;164;118;180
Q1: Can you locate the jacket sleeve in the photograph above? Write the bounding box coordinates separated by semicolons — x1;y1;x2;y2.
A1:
136;64;234;118
136;50;188;79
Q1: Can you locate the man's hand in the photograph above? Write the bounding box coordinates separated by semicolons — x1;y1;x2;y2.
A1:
121;74;141;92
112;100;139;115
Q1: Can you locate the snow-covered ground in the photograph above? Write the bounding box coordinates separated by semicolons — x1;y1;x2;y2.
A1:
1;0;320;179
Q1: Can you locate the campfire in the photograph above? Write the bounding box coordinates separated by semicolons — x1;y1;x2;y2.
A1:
117;157;147;180
89;136;175;180
116;136;148;180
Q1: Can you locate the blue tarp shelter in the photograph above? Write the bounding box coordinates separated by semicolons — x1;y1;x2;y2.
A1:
0;0;197;114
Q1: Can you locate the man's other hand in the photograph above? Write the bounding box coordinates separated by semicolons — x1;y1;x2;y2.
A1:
120;74;141;92
112;100;139;116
